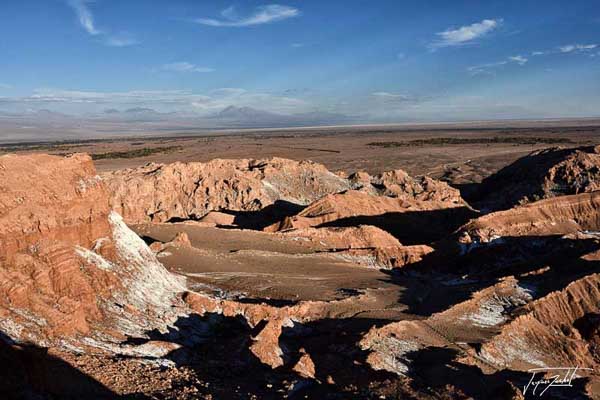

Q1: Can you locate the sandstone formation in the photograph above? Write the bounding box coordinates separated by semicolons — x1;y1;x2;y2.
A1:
0;154;185;350
349;168;465;204
266;189;477;244
3;150;600;399
458;191;600;245
473;145;600;210
479;265;600;371
103;157;351;224
103;157;467;226
277;226;433;268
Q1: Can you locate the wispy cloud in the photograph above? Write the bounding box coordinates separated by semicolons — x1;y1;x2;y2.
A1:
531;43;597;56
508;55;528;65
160;62;214;73
291;43;305;48
67;0;101;35
559;43;598;53
194;4;300;27
66;0;139;46
432;18;502;48
468;54;527;75
0;83;11;89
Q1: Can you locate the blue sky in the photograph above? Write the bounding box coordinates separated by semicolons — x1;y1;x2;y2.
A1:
0;0;599;121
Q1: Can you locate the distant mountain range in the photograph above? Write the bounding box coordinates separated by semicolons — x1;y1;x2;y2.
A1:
0;105;359;141
207;106;356;127
1;105;356;128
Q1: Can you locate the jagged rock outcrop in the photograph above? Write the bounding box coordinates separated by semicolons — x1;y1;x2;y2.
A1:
0;154;185;351
103;158;468;225
103;158;351;223
279;225;401;249
267;190;469;231
458;191;600;245
359;277;533;375
479;263;600;371
473;145;600;211
351;169;465;204
267;190;477;244
278;226;433;268
0;153;109;258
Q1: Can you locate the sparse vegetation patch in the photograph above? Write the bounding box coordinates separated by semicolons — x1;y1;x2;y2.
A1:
368;136;574;148
91;146;182;160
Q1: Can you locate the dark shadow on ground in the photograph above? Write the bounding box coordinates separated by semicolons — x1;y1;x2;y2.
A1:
122;313;330;399
222;200;306;230
234;296;299;307
164;200;305;230
279;318;394;382
385;235;600;316
318;206;478;245
461;146;592;211
404;346;591;399
123;313;414;399
0;331;119;400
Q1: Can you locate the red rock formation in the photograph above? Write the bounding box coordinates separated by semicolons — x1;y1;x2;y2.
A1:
0;153;109;258
0;154;185;349
104;158;468;226
278;226;433;268
479;269;600;371
459;191;600;244
474;145;600;210
367;169;465;203
103;158;351;223
267;190;467;231
266;189;477;245
279;225;402;249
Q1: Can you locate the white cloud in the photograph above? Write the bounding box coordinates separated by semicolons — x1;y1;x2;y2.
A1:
433;19;502;48
468;55;527;75
559;43;598;53
0;83;11;89
66;0;139;46
67;0;101;35
194;4;300;27
160;62;214;73
508;55;528;65
291;43;305;48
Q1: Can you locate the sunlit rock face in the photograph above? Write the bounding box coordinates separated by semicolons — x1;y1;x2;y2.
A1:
0;153;185;351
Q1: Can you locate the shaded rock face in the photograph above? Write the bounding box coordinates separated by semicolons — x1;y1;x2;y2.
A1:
103;157;351;223
267;190;477;245
479;270;600;370
471;145;600;211
458;191;600;244
103;157;465;225
0;154;185;349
